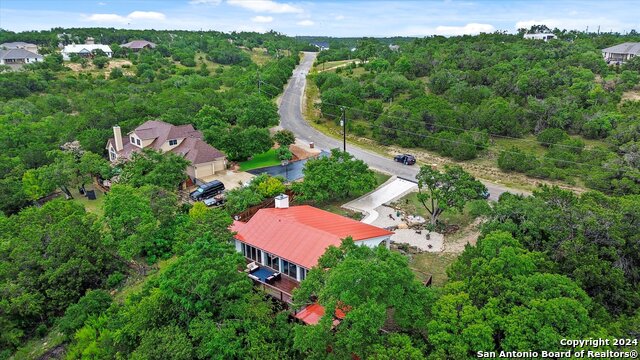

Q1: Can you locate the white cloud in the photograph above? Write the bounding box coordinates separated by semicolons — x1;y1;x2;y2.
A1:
334;15;345;21
127;11;166;20
98;2;107;5
227;0;303;14
252;15;273;23
84;11;166;23
296;19;314;26
435;23;495;35
189;0;222;4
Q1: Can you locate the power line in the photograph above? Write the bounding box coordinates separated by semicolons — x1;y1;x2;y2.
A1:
257;79;613;155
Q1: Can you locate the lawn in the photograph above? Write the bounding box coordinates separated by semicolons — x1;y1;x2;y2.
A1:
70;185;105;216
410;252;458;286
390;191;476;228
239;148;281;171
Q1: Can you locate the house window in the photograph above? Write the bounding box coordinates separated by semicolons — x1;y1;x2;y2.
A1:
242;243;261;262
266;253;279;271
299;267;307;281
109;148;117;160
281;259;297;279
130;136;135;144
169;139;178;146
136;138;141;146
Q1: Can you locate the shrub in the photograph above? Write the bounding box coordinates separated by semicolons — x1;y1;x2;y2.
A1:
536;128;569;147
498;147;539;172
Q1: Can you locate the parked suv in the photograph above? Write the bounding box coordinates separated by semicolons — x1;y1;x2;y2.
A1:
394;154;416;165
190;180;225;201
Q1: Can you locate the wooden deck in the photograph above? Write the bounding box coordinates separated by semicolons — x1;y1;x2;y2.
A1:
249;275;299;304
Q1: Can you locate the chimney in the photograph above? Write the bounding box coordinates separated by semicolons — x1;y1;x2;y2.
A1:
275;194;289;209
113;126;123;152
86;37;95;45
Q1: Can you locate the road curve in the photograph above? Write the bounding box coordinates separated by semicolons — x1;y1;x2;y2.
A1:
279;51;524;201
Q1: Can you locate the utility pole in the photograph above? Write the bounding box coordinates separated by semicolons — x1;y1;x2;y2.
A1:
257;71;261;95
340;106;346;152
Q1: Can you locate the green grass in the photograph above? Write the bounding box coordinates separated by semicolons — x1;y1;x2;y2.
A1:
239;148;281;171
9;329;66;360
391;191;476;228
410;252;458;286
374;171;392;186
70;186;105;216
114;256;179;302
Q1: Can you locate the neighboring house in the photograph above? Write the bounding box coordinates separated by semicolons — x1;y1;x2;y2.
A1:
106;120;226;182
310;42;329;51
0;49;43;67
388;44;400;52
523;33;557;41
231;194;393;305
121;40;157;52
62;37;112;60
0;41;39;54
602;42;640;64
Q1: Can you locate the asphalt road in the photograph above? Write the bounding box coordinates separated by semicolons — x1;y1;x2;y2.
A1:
279;51;525;201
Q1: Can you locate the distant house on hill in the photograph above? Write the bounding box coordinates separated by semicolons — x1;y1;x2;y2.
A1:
310;41;329;51
388;44;400;52
602;42;640;64
0;49;43;68
106;120;226;182
121;40;156;52
0;41;39;54
61;37;112;60
523;33;556;41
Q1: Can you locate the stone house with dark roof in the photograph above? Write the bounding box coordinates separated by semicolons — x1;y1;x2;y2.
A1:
106;120;226;182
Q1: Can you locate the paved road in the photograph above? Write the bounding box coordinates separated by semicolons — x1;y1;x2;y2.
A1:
279;51;524;201
343;177;417;224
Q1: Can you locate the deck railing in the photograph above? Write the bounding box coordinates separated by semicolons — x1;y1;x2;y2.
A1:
249;277;294;304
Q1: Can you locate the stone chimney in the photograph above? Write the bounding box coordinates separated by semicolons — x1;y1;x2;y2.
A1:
86;37;95;45
275;194;289;209
113;126;123;152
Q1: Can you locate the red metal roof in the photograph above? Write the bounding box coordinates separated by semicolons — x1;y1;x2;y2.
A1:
231;205;393;269
294;303;349;325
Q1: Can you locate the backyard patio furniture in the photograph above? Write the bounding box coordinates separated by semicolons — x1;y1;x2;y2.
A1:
246;262;259;273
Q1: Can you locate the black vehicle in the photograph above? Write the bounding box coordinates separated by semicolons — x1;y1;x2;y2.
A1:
480;190;490;199
189;180;225;201
394;154;416;165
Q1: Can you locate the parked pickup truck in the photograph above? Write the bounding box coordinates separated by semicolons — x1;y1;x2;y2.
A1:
394;154;416;165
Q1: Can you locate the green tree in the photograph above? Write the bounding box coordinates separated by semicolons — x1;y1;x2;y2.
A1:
295;149;376;203
92;56;109;69
119;149;189;190
273;129;296;147
415;165;487;226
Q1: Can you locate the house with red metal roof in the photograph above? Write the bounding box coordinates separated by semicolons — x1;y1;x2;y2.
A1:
231;194;393;303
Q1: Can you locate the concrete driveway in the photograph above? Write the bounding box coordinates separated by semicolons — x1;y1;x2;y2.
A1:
343;176;418;224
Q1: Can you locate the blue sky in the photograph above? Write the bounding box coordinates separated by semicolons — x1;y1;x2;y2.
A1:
1;0;638;37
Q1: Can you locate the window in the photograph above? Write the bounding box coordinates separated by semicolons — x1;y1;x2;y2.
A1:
169;139;178;146
109;149;117;160
242;243;261;262
136;138;141;146
130;136;135;144
266;253;279;271
299;267;307;281
281;259;297;279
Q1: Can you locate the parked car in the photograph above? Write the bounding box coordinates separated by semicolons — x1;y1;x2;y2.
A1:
203;193;226;207
480;190;490;199
190;180;225;201
394;154;416;165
